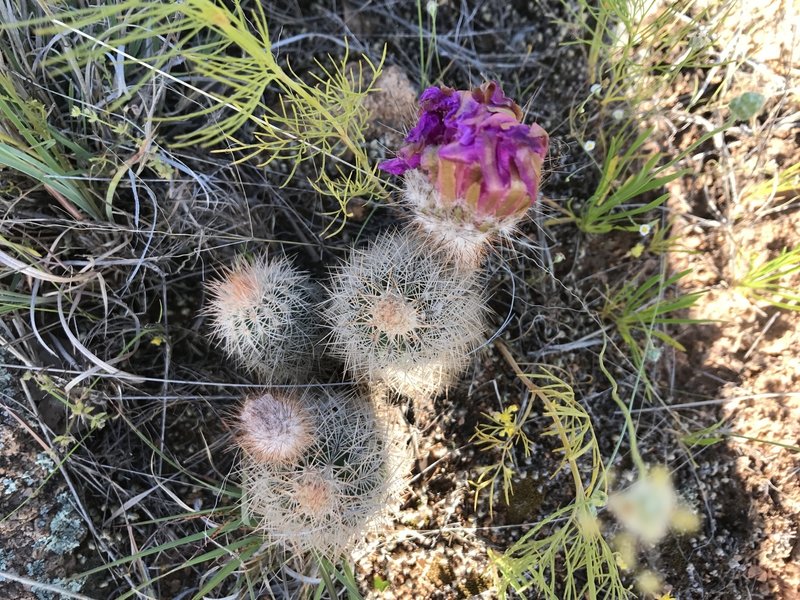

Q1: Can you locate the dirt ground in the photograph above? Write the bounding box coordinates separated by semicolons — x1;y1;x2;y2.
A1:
668;127;800;598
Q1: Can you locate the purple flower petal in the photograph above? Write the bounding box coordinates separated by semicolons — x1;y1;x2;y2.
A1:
378;157;412;175
381;80;549;225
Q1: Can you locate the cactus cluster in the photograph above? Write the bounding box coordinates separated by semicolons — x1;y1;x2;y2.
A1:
202;80;547;561
238;388;408;557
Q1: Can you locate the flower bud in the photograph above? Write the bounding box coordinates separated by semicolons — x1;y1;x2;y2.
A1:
380;81;548;261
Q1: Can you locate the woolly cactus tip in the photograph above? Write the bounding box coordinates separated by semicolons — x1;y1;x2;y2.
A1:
291;468;339;518
237;392;314;464
370;292;421;338
380;81;549;253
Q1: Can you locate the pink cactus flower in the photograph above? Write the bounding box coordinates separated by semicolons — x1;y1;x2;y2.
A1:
380;81;548;263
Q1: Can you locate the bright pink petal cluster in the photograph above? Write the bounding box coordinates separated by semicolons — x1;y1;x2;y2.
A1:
380;81;548;223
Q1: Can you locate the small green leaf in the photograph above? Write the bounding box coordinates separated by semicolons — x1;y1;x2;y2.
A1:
730;92;765;120
373;575;391;592
681;420;727;447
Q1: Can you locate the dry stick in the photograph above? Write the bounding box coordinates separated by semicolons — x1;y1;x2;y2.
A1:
44;184;85;221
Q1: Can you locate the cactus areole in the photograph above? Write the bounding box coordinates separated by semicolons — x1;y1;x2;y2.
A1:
380;81;548;235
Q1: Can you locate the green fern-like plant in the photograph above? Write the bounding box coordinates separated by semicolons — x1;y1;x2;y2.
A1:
470;401;535;517
490;343;628;599
492;501;628;600
6;0;386;232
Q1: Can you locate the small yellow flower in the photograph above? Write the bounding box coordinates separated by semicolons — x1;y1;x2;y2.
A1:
627;243;646;259
493;405;519;438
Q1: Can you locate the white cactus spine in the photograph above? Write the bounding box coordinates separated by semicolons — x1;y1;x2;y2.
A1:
239;386;410;557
